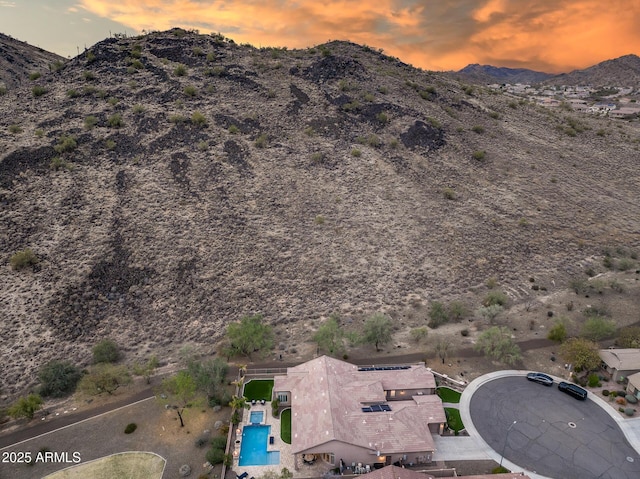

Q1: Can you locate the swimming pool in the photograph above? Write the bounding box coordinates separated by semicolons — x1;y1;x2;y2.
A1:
250;410;264;424
239;425;280;466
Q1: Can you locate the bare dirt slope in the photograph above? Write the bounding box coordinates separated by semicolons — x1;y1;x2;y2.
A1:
1;29;639;401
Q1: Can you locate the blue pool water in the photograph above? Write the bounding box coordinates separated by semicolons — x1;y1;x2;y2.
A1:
239;425;280;466
250;410;264;424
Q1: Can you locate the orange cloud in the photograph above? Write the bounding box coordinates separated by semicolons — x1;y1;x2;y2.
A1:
78;0;640;72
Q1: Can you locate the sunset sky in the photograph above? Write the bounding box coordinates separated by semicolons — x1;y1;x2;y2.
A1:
1;0;639;73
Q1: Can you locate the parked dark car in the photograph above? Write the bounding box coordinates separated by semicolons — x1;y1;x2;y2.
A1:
558;381;588;400
526;372;554;386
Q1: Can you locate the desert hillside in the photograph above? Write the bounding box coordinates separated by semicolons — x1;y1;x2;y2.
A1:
0;32;65;90
1;29;639;400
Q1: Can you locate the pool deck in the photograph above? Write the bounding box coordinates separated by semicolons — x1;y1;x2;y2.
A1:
232;403;296;477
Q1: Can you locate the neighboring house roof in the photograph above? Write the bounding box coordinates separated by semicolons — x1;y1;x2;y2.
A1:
274;356;445;455
599;349;640;371
359;465;530;479
628;372;640;391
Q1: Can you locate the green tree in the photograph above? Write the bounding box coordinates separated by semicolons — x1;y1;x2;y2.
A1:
410;327;428;343
187;357;229;401
132;355;159;384
8;394;43;420
581;316;616;341
226;314;274;359
560;338;601;372
92;338;121;364
362;313;393;352
474;326;522;365
78;364;131;395
162;371;200;427
38;360;82;397
616;326;640;348
428;302;449;328
313;315;345;356
229;395;250;412
547;321;567;343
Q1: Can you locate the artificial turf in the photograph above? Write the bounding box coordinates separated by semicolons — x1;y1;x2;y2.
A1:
436;386;462;403
243;379;274;401
444;407;465;432
280;408;291;444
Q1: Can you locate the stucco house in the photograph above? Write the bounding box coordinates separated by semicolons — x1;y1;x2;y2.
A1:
273;356;446;471
359;465;530;479
599;348;640;382
627;372;640;399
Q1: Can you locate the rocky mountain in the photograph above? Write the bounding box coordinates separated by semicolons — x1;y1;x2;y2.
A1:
1;29;639;400
0;32;66;90
543;54;640;87
457;64;553;85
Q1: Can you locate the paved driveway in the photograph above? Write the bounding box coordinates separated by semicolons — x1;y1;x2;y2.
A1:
469;376;640;479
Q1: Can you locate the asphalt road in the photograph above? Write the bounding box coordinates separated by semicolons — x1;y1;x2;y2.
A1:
469;376;640;479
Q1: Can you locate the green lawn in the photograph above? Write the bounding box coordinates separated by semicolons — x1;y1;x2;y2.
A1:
280;408;291;444
437;386;461;404
444;407;465;432
243;379;273;401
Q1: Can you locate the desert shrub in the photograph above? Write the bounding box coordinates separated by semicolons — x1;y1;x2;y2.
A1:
471;125;484;134
10;249;38;271
618;258;636;271
174;64;187;76
92;339;121;364
9;124;22;134
50;156;73;171
195;436;208;448
211;435;227;450
124;423;137;434
132;104;145;114
206;447;225;465
472;150;486;160
602;389;609;396
198;141;209;151
314;215;325;225
80;112;98;130
376;112;388;123
231;410;240;424
35;129;44;137
38;360;82;397
351;148;362;157
625;408;635;416
581;316;616;341
548;321;567;342
169;114;187;124
254;133;268;148
342;100;361;112
107;113;123;128
220;424;229;435
191;111;207;127
54;135;77;153
492;466;510;474
626;395;638;404
442;187;456;200
66;89;80;98
461;329;469;337
107;97;119;106
616;326;640;348
587;373;601;388
104;139;116;150
29;72;41;80
310;152;324;163
184;85;198;97
128;59;144;70
367;134;381;147
228;124;239;134
0;86;6;95
483;291;508;307
410;327;428;343
32;86;47;97
616;397;626;405
83;70;96;80
428;301;449;328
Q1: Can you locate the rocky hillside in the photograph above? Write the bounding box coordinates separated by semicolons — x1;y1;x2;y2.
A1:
0;32;66;90
1;29;639;400
543;54;640;87
457;64;553;85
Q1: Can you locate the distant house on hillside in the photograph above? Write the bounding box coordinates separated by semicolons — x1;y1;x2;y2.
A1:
599;348;640;382
273;356;446;471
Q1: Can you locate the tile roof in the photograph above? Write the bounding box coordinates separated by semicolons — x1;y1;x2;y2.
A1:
599;349;640;371
274;356;445;455
360;466;530;479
